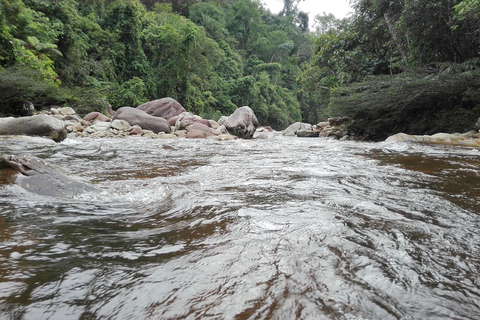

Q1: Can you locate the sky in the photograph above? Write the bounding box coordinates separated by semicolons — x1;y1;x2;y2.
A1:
260;0;353;21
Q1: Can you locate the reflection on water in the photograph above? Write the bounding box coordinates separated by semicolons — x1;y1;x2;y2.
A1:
1;136;480;319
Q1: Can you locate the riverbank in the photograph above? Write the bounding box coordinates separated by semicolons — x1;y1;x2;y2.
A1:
1;103;480;148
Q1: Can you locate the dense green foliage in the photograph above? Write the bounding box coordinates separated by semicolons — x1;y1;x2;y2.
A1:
0;0;309;128
299;0;480;139
1;0;479;136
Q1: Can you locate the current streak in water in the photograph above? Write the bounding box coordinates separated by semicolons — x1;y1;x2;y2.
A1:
0;136;479;319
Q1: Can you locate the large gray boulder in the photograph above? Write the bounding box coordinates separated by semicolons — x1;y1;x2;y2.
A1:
137;97;186;120
283;122;313;137
113;107;171;134
0;114;67;142
224;106;258;139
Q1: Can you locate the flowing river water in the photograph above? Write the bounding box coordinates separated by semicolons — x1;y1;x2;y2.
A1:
0;134;479;319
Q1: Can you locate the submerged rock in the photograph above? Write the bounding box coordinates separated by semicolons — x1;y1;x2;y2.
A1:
0;154;97;197
296;129;319;138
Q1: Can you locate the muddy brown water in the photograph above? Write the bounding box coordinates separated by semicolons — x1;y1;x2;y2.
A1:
0;135;479;319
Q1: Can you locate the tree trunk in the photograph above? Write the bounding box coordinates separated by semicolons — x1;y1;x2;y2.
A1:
384;12;409;67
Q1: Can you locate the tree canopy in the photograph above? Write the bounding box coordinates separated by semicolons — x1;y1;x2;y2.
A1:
0;0;479;136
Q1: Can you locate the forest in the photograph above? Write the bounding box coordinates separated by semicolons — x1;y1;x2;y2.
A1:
0;0;479;139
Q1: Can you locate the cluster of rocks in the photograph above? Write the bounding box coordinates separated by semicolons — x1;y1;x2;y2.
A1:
386;131;480;147
0;98;260;142
282;117;352;140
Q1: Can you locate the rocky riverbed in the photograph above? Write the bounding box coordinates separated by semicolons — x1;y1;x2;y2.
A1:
1;97;480;148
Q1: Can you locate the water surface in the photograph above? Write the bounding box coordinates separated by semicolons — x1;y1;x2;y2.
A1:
1;135;479;319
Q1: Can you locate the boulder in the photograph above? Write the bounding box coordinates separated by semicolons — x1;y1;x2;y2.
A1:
257;126;273;132
110;119;132;132
63;114;82;122
113;107;171;134
137;97;186;120
224;106;259;139
90;122;111;132
0;154;97;197
186;122;218;139
84;112;112;123
19;102;35;116
168;116;179;127
296;129;320;138
283;122;313;137
129;125;143;136
0;114;67;142
178;116;197;130
218;116;228;126
385;132;480;147
174;113;208;130
209;120;220;129
57;107;76;116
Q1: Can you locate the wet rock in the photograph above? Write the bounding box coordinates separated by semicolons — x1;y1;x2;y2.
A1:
137;97;186;120
316;118;351;139
113;107;171;134
385;132;480;147
224;106;258;139
257;126;273;132
283;122;313;137
0;154;97;197
296;129;319;138
216;134;238;141
0;114;67;142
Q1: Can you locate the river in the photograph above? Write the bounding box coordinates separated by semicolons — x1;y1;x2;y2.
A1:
0;134;479;319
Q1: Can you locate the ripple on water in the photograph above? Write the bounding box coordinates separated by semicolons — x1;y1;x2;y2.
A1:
1;137;480;319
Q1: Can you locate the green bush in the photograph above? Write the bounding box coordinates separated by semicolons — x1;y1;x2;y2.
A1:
0;66;70;116
329;69;480;140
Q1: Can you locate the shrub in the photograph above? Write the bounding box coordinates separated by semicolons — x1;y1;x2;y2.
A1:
0;66;70;116
328;69;480;140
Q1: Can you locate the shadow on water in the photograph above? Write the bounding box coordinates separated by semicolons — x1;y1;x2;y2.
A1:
369;148;480;212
